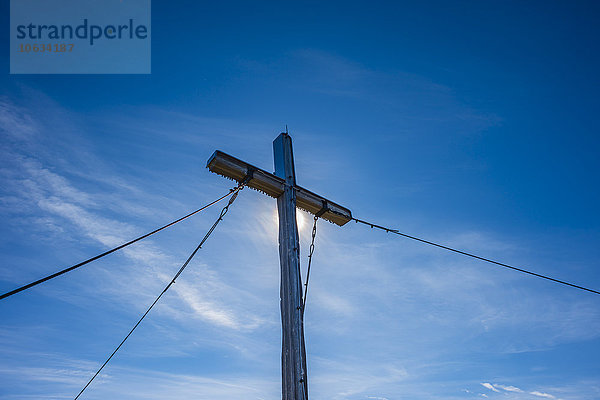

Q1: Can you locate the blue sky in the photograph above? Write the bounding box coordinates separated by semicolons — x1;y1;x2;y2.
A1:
1;1;600;399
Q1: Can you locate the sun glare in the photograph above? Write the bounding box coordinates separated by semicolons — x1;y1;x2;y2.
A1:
296;211;306;231
272;208;308;233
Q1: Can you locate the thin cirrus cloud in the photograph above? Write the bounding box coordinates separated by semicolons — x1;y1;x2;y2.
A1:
0;357;279;400
481;383;500;392
0;97;264;333
530;392;556;399
481;383;556;399
495;384;523;393
238;48;502;137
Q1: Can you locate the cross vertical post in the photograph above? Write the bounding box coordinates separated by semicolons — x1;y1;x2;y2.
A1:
273;133;308;400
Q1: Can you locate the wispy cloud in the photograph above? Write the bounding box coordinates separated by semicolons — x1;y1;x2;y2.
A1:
496;384;523;392
478;382;559;399
238;49;501;137
481;382;500;392
309;356;408;400
0;97;265;334
530;391;555;399
0;355;278;400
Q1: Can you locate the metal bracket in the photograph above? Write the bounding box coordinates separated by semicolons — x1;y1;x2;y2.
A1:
240;166;256;186
314;201;329;218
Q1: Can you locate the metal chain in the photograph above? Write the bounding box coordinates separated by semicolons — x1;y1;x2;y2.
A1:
302;215;319;313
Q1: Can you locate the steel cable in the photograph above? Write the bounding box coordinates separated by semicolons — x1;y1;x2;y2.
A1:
73;185;243;400
0;187;242;301
352;217;600;296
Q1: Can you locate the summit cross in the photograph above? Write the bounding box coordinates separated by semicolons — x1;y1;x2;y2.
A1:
206;132;352;400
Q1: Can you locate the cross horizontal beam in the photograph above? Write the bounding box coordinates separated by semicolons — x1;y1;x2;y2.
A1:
206;150;352;226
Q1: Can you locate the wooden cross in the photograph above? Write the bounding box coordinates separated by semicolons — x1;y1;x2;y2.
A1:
206;132;352;400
